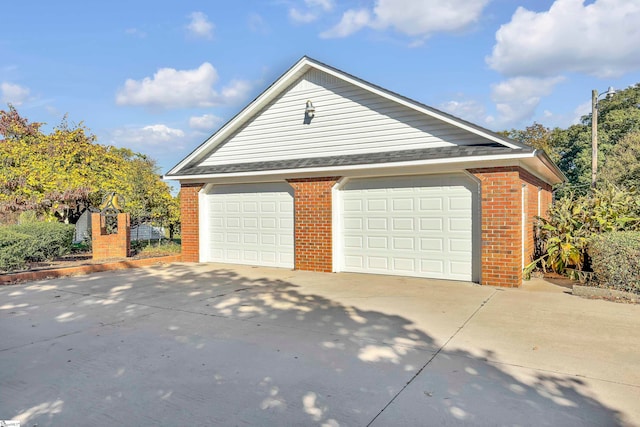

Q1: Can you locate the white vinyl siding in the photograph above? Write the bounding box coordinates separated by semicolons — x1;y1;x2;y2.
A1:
205;183;294;268
199;69;490;167
339;175;475;281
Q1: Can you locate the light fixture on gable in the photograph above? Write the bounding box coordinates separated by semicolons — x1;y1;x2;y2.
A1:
305;100;315;118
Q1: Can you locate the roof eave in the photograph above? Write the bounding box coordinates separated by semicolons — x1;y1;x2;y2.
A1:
164;151;546;183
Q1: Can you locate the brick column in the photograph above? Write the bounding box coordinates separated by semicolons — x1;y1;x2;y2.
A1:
180;183;204;262
287;177;341;272
468;167;523;287
91;213;130;259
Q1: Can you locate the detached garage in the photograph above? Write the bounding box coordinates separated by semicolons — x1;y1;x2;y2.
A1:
167;57;565;287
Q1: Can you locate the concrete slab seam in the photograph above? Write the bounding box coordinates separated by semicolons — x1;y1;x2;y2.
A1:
366;289;499;426
482;358;640;389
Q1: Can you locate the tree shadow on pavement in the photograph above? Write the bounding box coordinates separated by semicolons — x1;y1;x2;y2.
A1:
0;264;627;426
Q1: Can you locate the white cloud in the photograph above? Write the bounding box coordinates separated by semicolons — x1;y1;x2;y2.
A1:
572;100;592;125
186;11;214;40
111;124;185;149
289;8;318;23
248;13;269;34
306;0;334;12
487;0;640;78
115;63;252;109
320;9;371;38
440;99;488;124
289;0;335;24
321;0;489;39
125;28;147;38
189;114;222;131
0;82;30;106
490;76;565;128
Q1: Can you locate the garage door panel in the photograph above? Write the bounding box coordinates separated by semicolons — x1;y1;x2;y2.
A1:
420;197;443;211
367;257;388;269
392;237;414;250
450;238;471;253
260;217;277;229
345;256;363;269
449;196;471;210
449;218;471;232
344;218;363;231
243;234;258;244
421;259;445;275
393;258;415;271
342;175;474;281
367;236;388;249
367;199;387;211
392;218;414;231
344;236;363;248
420;218;443;231
261;234;276;245
367;218;388;230
243;218;258;228
344;199;363;212
207;183;294;269
392;198;414;211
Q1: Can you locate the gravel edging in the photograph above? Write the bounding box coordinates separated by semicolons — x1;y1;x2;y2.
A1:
573;285;640;303
0;254;183;285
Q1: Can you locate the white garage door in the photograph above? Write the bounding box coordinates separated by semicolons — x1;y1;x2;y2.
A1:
206;183;294;268
340;175;475;281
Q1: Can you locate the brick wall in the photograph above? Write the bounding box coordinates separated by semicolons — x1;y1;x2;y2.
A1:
287;177;341;272
468;167;523;287
91;213;130;259
468;167;553;287
180;183;204;262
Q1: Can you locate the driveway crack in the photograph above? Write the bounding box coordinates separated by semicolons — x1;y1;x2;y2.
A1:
366;289;499;426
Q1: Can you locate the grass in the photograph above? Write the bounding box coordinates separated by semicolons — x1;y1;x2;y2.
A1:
134;239;181;257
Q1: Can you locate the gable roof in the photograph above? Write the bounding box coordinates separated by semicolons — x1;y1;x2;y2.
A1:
166;56;565;184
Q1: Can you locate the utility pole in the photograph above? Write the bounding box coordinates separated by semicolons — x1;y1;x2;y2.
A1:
591;89;598;189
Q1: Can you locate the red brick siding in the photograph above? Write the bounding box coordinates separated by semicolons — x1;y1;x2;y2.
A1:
468;167;523;287
287;177;341;272
468;167;553;287
180;183;204;262
91;213;131;259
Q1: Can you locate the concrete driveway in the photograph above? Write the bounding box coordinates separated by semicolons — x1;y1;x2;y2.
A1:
1;263;639;426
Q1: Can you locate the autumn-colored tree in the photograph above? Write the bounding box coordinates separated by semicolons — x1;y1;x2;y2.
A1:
0;106;179;233
499;122;563;164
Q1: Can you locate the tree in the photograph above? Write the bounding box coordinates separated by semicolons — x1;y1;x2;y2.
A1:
0;107;179;232
503;84;640;194
500;122;563;164
601;131;640;190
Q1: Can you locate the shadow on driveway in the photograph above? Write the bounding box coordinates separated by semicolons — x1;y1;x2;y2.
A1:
0;264;626;426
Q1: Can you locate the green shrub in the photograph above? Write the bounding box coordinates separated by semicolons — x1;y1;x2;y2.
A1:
12;222;75;262
525;183;640;278
0;228;34;272
0;222;74;272
589;232;640;294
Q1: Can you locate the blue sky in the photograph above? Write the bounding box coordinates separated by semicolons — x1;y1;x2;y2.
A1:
2;0;640;183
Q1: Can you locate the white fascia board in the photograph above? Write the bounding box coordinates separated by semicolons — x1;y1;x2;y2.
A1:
167;58;313;176
167;152;538;182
